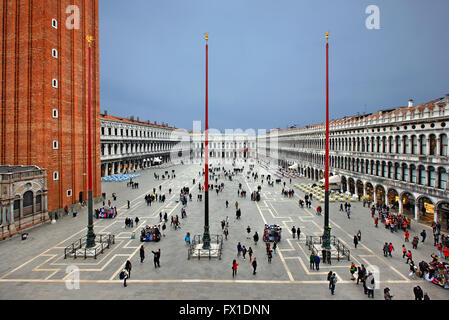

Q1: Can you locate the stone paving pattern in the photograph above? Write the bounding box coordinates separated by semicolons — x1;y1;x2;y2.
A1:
0;162;447;300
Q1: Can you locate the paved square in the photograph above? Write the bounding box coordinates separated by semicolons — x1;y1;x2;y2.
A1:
0;162;447;300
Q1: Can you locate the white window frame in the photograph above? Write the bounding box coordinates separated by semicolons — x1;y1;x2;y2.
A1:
52;79;58;88
53;140;59;150
52;109;58;119
52;19;58;29
52;48;58;58
53;171;59;181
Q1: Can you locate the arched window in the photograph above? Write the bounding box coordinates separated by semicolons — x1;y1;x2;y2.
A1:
418;166;426;185
438;168;447;189
419;135;427;155
440;134;448;156
410;165;417;183
429;134;437;156
388;162;394;179
376;137;381;153
382;161;387;177
394;163;400;180
429;166;436;187
411;135;418;155
23;190;34;216
389;136;394;153
395;136;401;153
382;137;387;153
403;136;410;154
402;164;409;182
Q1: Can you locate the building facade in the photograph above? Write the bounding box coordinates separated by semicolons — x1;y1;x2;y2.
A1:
190;131;257;164
258;96;449;229
100;113;181;176
0;165;48;238
0;0;101;213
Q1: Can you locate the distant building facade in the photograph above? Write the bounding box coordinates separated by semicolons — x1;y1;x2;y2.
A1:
100;113;180;176
258;95;449;229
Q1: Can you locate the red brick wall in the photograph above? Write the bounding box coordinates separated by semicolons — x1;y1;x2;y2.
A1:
0;0;101;212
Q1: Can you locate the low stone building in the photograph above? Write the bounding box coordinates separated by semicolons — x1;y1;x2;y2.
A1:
0;166;49;239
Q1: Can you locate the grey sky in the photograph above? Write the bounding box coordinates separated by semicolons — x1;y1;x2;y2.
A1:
99;0;449;132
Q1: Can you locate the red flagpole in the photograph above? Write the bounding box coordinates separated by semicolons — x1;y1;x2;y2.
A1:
205;38;209;192
325;36;329;192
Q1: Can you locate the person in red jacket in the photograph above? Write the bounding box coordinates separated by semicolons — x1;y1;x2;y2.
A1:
405;250;413;264
405;230;410;242
374;217;379;228
388;243;394;257
232;259;239;278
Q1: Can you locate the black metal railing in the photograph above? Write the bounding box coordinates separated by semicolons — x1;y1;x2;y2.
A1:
187;234;223;260
64;234;115;259
305;235;350;261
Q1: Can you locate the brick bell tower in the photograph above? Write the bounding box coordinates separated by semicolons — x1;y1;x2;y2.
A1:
0;0;101;213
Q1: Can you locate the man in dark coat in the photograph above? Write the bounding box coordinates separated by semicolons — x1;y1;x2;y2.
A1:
252;258;257;275
152;249;161;268
314;254;321;271
413;286;424;300
140;245;145;263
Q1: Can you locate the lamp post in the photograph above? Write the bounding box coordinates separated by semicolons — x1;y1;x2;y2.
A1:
322;31;331;250
202;33;211;249
86;35;96;248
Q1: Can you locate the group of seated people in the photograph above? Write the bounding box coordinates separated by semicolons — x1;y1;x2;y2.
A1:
413;255;449;289
140;225;161;242
94;206;117;219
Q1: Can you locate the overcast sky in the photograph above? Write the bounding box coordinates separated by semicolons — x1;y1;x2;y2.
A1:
99;0;449;132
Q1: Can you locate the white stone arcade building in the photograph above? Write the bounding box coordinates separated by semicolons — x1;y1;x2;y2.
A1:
257;95;449;229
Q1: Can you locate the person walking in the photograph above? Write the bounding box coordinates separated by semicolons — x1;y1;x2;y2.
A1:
267;250;272;263
226;200;229;208
246;226;251;239
185;232;191;246
296;227;301;240
224;226;229;240
382;242;389;257
242;245;247;260
310;253;315;270
291;226;296;239
349;262;357;280
412;236;419;249
127;200;130;209
366;272;375;298
327;271;333;289
252;258;257;275
161;222;166;237
120;268;129;287
135;217;139;227
151;249;161;268
405;229;410;242
388;242;394;257
384;287;394;300
140;245;145;263
413;286;424;300
248;247;253;263
423;292;430;300
253;231;259;245
402;245;407;259
314;254;321;271
237;242;242;257
232;259;239;278
420;230;427;243
125;260;132;279
405;250;413;264
353;235;359;249
273;242;277;256
347;207;351;219
330;273;337;295
357;230;361;241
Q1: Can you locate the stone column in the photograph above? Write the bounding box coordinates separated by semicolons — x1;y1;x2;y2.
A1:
414;202;419;220
399;196;403;214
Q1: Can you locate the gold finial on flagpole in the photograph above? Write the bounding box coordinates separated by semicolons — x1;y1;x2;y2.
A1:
86;35;95;46
204;33;209;41
325;31;329;41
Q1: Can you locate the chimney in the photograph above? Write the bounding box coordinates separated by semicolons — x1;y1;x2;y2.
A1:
104;110;108;116
130;115;134;121
408;99;414;107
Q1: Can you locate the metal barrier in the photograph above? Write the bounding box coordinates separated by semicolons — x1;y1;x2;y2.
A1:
305;235;350;261
64;234;115;259
188;234;223;260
